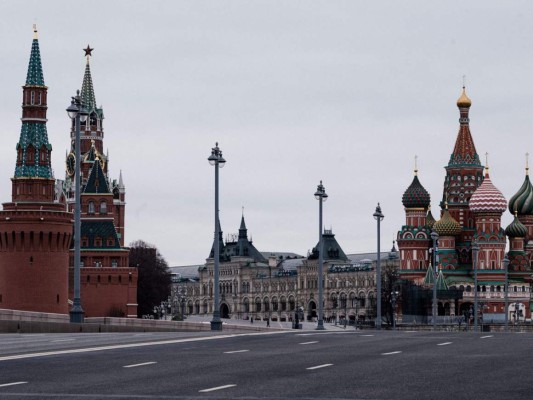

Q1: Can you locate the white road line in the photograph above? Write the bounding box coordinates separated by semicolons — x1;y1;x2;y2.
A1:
437;342;452;346
361;334;374;337
0;382;27;388
199;384;236;393
0;331;288;362
480;335;493;339
382;351;402;355
307;363;333;370
299;341;318;345
223;350;249;354
51;339;76;343
123;361;157;368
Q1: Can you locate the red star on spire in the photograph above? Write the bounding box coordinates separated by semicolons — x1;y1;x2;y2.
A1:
83;45;94;57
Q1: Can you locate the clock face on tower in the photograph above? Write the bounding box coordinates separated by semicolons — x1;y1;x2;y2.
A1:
66;152;75;176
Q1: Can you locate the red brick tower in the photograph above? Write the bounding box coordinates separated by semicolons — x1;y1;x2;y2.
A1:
0;27;73;314
63;47;136;318
441;87;485;267
397;162;432;278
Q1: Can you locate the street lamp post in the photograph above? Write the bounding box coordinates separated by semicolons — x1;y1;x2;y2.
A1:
504;255;509;332
391;291;399;330
314;181;328;330
373;203;384;330
208;142;226;331
472;240;480;332
66;90;88;324
430;231;439;330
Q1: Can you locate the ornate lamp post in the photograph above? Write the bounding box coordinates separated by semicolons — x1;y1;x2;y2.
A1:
504;255;509;332
208;142;226;331
472;240;480;332
391;291;399;330
373;203;384;330
430;231;439;330
314;180;328;330
66;91;88;323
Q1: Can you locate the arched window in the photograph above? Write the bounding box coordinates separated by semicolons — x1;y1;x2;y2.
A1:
88;201;95;214
255;298;262;312
100;201;107;214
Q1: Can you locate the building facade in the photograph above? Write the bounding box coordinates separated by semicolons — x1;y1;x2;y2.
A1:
397;88;533;321
171;215;396;323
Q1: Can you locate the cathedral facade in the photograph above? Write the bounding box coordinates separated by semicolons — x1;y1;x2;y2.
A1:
397;88;533;321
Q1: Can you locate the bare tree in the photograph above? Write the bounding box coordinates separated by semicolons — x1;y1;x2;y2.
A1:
129;240;171;318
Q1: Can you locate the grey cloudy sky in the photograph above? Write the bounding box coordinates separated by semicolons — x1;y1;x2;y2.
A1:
1;1;531;266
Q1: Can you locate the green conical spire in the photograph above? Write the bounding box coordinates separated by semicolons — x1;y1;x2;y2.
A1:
435;267;448;291
14;26;53;179
80;47;96;111
25;25;45;86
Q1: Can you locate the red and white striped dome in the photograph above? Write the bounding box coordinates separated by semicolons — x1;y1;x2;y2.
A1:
469;172;507;214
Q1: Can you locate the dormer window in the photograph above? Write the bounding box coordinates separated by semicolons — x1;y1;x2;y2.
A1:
95;236;102;247
26;145;35;165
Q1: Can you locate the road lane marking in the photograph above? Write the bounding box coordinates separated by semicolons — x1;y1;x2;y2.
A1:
123;361;157;368
437;342;452;346
0;382;27;388
382;351;402;355
480;335;493;339
307;364;333;370
199;384;236;392
299;341;318;345
51;339;76;343
361;334;374;337
224;350;249;354
0;331;289;362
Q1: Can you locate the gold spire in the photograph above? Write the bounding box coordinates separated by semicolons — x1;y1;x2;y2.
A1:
526;152;530;176
485;152;490;174
414;155;418;176
457;85;472;108
33;24;38;39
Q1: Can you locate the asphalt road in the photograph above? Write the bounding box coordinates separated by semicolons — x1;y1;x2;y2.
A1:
0;330;531;400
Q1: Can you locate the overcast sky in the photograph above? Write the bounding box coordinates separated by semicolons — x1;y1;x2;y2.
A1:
1;1;531;266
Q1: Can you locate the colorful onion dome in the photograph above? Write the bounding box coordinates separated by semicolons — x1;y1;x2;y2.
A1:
426;206;436;229
457;87;472;108
402;173;431;209
433;208;462;236
505;214;528;238
508;174;533;216
469;171;507;214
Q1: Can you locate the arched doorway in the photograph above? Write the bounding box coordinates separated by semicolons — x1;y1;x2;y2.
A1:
308;300;317;321
220;303;230;319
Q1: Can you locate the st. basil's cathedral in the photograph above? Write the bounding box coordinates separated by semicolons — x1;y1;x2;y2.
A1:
0;28;137;318
397;88;533;320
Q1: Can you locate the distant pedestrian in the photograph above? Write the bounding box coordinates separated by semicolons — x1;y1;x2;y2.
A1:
250;317;253;324
267;318;270;327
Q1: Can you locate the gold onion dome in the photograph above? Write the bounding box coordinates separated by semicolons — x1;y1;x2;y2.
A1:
433;208;462;236
505;213;528;238
457;87;472;108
